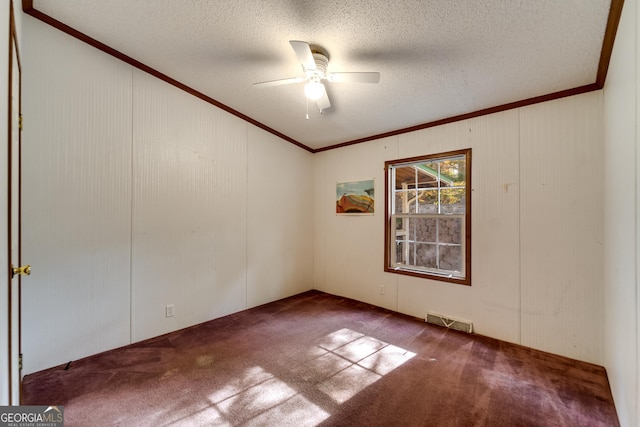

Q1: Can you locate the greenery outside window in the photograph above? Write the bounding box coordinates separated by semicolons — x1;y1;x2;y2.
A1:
385;149;471;285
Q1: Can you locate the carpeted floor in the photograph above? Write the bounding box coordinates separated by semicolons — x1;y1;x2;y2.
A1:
22;290;619;426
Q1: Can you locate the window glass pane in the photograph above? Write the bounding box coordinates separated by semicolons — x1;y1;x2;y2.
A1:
406;217;436;242
394;166;417;189
439;188;465;214
407;242;416;265
416;165;438;189
414;243;437;269
440;158;466;186
394;238;407;264
416;189;438;213
418;161;439;180
394;189;415;214
438;217;462;244
438;245;462;272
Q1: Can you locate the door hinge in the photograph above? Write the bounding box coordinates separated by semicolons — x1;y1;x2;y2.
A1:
19;354;23;370
18;114;23;131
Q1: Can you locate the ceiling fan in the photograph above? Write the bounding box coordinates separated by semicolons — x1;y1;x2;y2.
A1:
253;40;380;116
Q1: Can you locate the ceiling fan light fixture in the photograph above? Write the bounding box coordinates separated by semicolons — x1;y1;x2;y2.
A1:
253;40;379;115
304;81;325;100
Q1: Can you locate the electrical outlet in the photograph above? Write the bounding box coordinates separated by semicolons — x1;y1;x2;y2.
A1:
379;285;385;295
166;304;175;318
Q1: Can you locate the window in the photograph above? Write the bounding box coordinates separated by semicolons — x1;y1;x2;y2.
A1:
385;149;471;285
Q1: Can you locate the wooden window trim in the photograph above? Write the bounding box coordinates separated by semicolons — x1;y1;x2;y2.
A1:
384;148;472;285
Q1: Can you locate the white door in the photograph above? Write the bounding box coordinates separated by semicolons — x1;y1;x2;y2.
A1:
8;2;25;405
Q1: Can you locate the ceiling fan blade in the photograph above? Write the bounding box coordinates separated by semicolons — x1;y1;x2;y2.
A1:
316;90;331;111
289;40;316;70
253;76;305;88
327;72;380;83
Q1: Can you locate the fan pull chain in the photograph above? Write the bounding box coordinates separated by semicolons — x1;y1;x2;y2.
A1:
306;97;309;120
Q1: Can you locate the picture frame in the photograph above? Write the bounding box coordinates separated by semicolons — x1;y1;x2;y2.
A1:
336;179;374;215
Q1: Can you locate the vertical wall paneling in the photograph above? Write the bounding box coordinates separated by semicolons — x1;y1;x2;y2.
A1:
314;99;604;362
314;137;399;311
21;15;318;372
603;0;639;424
131;70;248;342
22;18;133;374
395;111;521;343
520;91;604;363
313;152;327;295
469;111;521;341
246;126;314;308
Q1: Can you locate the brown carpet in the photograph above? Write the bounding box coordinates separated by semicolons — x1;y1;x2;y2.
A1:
22;290;619;426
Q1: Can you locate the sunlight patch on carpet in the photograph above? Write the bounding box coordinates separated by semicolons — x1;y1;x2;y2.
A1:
207;366;273;403
314;328;416;404
200;328;415;425
291;351;352;382
244;395;331;427
207;366;330;425
316;328;365;350
317;363;381;404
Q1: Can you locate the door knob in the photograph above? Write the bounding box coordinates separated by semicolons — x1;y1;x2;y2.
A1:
11;264;31;278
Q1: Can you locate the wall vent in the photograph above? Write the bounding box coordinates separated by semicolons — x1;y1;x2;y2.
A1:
426;311;473;334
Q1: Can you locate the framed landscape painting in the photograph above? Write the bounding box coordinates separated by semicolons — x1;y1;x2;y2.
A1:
336;179;374;215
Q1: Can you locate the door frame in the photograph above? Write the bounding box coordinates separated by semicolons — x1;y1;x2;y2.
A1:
7;0;22;404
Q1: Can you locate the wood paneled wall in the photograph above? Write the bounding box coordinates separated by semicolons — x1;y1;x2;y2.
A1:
315;92;604;364
21;17;313;374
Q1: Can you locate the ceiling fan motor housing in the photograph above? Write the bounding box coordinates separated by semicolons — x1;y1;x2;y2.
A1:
310;52;329;78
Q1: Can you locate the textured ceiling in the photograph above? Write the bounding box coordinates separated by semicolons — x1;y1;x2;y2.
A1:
29;0;616;151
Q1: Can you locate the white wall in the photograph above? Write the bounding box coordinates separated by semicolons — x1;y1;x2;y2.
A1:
247;127;314;308
131;71;248;342
21;16;314;374
314;137;399;311
22;18;133;374
603;0;640;425
314;91;605;364
519;96;603;360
